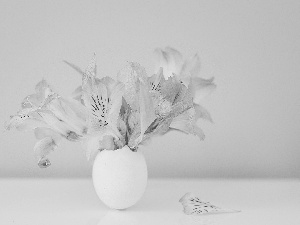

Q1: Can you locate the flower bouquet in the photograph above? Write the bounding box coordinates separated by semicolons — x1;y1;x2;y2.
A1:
5;47;216;209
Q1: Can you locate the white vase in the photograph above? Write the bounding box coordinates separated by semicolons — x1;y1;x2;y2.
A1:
92;145;148;209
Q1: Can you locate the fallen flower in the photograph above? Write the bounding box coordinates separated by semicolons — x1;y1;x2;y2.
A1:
179;192;240;215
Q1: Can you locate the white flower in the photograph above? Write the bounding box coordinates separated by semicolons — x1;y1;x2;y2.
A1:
5;80;88;167
66;56;125;159
146;47;216;140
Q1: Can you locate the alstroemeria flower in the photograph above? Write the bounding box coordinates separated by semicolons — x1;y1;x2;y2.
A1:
145;47;216;140
154;47;216;105
117;62;156;149
145;71;196;139
65;56;125;159
5;80;88;167
148;68;183;117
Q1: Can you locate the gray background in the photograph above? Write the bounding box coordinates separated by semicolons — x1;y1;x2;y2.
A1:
1;0;299;178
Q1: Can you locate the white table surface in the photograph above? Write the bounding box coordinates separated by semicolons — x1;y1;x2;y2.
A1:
0;178;299;225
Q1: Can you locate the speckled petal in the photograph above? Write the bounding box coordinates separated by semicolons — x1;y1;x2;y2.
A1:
82;81;108;127
148;68;164;93
5;109;47;131
180;192;240;215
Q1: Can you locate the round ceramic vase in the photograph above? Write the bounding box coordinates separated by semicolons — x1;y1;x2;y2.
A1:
92;145;148;209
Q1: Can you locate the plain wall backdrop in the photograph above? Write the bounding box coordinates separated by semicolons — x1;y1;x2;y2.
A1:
1;0;299;178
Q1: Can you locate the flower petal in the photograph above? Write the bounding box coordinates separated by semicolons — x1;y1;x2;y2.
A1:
34;137;58;168
160;76;182;104
82;81;109;127
37;111;81;141
193;125;205;141
194;104;213;123
72;86;83;102
34;127;62;142
179;192;240;215
99;76;120;96
180;54;201;86
5;109;47;131
62;98;88;122
21;80;54;109
169;109;193;133
45;98;87;135
35;79;54;101
154;47;184;79
190;77;216;104
117;62;147;110
5;116;46;131
82;135;100;160
148;68;164;92
169;108;205;140
141;117;172;144
21;94;40;109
